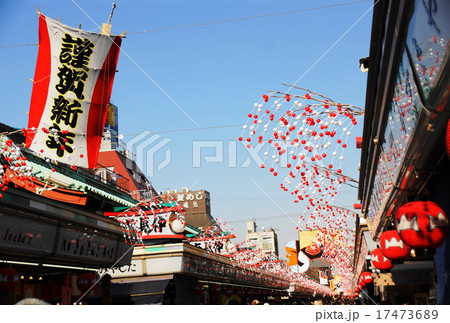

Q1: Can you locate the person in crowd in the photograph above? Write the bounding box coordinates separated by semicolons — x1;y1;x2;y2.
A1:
15;298;50;305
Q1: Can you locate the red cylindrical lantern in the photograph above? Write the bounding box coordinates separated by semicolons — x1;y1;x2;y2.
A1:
371;248;393;270
395;201;448;248
225;286;234;297
211;284;222;294
76;273;96;293
379;230;410;259
360;271;373;284
0;267;19;292
236;287;245;297
246;288;254;296
194;283;204;295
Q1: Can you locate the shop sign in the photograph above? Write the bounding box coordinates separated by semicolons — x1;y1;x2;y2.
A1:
189;239;225;254
98;259;143;278
165;190;210;215
0;213;56;255
115;212;186;239
55;227;118;263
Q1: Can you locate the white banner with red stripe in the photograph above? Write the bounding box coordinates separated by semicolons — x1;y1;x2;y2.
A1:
26;14;122;168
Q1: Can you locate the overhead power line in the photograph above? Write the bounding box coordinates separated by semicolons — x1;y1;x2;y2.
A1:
121;123;244;136
0;43;37;48
128;0;370;34
1;1;369;48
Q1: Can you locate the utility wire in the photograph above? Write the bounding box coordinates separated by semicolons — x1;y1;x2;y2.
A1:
0;1;369;49
120;123;244;136
128;0;370;35
0;43;37;48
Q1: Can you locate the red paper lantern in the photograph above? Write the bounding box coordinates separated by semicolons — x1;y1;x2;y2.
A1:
76;273;96;293
236;287;245;297
211;284;222;294
0;267;19;292
194;283;204;294
360;271;373;284
370;248;393;270
379;230;410;259
225;286;234;297
395;201;448;248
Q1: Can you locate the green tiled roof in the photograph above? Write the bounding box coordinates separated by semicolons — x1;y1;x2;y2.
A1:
27;159;136;207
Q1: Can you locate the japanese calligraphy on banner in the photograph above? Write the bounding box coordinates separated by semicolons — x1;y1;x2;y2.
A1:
26;14;122;168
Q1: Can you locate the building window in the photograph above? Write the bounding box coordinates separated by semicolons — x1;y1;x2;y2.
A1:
262;237;273;250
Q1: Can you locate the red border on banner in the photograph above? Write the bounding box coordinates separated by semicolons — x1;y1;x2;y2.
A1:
26;15;51;147
86;36;122;168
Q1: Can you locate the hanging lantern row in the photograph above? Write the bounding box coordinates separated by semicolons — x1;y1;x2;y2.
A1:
355;271;373;292
371;201;448;271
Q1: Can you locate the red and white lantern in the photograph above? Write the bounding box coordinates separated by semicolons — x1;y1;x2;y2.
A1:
370;248;393;270
225;286;234;297
211;284;222;294
379;230;410;259
76;273;96;293
194;283;204;295
236;287;245;297
360;271;373;284
395;201;448;248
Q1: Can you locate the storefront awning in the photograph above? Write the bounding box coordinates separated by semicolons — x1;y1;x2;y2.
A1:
111;275;173;305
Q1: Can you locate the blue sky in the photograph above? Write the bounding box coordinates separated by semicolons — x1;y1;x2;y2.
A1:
0;0;373;253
